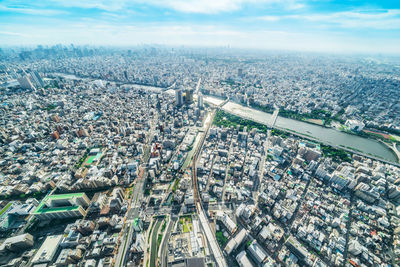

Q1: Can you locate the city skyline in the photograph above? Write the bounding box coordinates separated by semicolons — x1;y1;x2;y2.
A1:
1;0;400;54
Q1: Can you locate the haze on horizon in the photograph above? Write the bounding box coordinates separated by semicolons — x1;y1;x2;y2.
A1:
0;0;400;54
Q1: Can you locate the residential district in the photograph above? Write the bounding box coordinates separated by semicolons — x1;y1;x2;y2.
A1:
0;46;400;267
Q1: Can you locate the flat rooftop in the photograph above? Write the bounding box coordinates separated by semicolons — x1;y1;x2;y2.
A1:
33;193;86;215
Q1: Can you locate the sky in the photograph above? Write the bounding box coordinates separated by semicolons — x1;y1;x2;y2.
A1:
0;0;399;54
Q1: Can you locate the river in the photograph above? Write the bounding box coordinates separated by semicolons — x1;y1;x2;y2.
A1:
50;73;397;162
220;101;397;162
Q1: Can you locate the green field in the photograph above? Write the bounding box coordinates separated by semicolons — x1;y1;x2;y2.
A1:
216;231;228;247
179;216;192;233
0;202;12;217
86;155;96;165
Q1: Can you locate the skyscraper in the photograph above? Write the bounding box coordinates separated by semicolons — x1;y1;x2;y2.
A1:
198;93;204;109
238;68;243;78
17;75;36;90
175;89;183;106
30;71;45;88
185;89;193;104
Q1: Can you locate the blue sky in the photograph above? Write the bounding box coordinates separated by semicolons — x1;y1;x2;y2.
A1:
0;0;399;53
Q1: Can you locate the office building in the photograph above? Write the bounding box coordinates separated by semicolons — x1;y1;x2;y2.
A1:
17;75;36;90
198;93;204;109
30;70;45;88
185;89;193;104
175;89;183;106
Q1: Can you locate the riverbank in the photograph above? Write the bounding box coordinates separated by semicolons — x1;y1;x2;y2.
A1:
214;108;400;166
49;72;168;90
202;96;399;164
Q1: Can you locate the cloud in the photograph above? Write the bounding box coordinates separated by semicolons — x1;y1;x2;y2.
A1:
150;0;306;14
49;0;128;11
0;31;26;36
299;9;400;29
259;15;281;21
257;9;400;29
49;0;305;14
0;4;68;15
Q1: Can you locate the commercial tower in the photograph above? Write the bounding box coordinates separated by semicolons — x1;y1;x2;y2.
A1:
185;89;193;104
175;89;183;106
17;75;36;90
30;71;45;88
198;93;204;109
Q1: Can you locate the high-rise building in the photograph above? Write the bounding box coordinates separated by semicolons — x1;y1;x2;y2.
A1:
17;75;36;90
185;89;193;104
238;68;243;77
198;93;204;109
30;71;45;88
175;89;183;106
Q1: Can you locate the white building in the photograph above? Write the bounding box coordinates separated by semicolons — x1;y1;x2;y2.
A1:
236;250;254;267
32;235;63;264
345;120;365;131
225;228;247;254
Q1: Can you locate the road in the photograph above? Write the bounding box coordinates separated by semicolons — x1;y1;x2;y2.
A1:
270;108;279;127
114;115;158;267
380;141;400;163
160;211;181;267
150;219;162;267
254;130;270;207
221;134;234;203
191;108;228;267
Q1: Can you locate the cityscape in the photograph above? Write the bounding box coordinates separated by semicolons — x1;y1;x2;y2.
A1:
0;46;400;267
1;1;400;267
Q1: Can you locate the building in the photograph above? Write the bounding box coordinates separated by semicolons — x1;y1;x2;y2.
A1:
175;89;183;106
32;193;90;221
197;94;204;109
286;236;308;262
348;240;363;256
247;240;267;264
217;212;237;234
30;70;45;88
345;120;365;131
185;89;193;104
236;251;253;267
238;68;243;77
109;187;124;213
0;233;34;252
55;248;82;266
31;235;63;264
225;228;247;254
17;75;36;90
132;233;145;253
